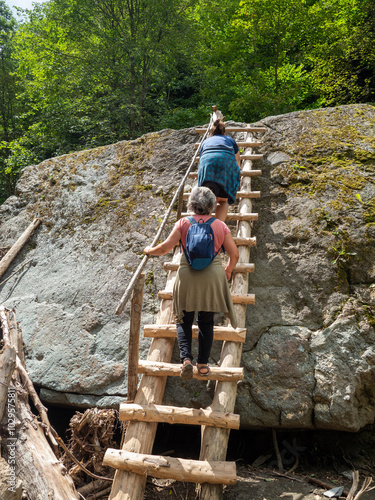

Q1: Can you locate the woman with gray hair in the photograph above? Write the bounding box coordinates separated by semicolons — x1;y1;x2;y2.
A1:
144;186;238;379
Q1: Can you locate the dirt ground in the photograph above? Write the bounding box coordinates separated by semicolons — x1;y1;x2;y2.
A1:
145;464;375;500
143;424;375;500
57;408;375;500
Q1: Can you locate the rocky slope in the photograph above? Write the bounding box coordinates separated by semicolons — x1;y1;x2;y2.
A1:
0;104;374;431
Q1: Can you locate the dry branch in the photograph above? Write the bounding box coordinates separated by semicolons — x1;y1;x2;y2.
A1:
0;305;78;498
0;219;41;280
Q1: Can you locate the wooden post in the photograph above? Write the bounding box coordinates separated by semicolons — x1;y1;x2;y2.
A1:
0;219;41;280
127;273;145;402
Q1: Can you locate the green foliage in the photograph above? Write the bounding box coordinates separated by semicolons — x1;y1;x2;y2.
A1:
0;0;374;200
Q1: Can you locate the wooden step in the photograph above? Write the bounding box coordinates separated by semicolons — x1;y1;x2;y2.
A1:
180;212;258;222
138;360;244;381
182;191;260;201
195;141;263;149
163;262;254;275
195;126;266;134
144;324;246;342
118;403;240;429
172;237;256;251
158;290;255;305
233;236;256;246
188;169;262;179
103;449;237;485
193;153;264;163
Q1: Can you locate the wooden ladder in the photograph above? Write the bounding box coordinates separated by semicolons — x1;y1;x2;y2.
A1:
103;117;266;499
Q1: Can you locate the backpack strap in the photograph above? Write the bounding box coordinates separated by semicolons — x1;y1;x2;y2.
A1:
180;216;196;258
206;216;226;256
206;217;216;226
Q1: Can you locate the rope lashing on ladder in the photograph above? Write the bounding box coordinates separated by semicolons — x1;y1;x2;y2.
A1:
115;114;215;315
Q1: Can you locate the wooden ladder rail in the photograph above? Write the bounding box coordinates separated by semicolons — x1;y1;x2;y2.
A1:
108;250;180;499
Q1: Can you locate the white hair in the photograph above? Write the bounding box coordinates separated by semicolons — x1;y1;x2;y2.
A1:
187;186;216;215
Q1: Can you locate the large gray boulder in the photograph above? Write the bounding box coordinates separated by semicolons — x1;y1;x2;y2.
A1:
0;104;374;431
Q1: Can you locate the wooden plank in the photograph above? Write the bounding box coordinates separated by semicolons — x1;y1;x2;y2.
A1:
236;191;261;199
182;191;260;201
225;213;258;221
188;169;262;179
233;236;256;246
170;237;257;247
180;212;258;221
137;360;244;382
195;126;266;133
195;141;263;149
193;154;263;163
0;218;41;280
103;450;237;486
119;403;240;429
240;170;262;177
143;324;246;343
163;262;254;274
157;290;255;305
127;274;145;402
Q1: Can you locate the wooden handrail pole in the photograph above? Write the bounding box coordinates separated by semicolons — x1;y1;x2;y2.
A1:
127;273;145;402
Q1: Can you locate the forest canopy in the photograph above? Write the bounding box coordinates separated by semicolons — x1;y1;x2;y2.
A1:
0;0;374;201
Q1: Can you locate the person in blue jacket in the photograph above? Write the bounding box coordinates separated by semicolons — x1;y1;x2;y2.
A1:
198;119;241;221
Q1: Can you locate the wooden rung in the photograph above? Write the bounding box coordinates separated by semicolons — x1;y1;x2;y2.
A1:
103;449;237;485
194;154;264;163
171;236;256;246
158;290;255;305
118;403;240;429
163;262;254;274
195;141;263;149
231;294;255;304
241;169;262;176
143;324;247;343
188;169;262;179
138;360;244;381
195;126;266;133
232;263;255;273
226;213;258;221
180;212;258;221
233;236;256;246
237;191;261;199
182;191;260;201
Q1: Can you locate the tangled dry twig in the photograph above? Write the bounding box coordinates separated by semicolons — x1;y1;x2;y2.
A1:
62;408;120;489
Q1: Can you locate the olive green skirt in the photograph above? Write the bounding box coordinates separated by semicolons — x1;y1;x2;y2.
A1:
173;255;237;328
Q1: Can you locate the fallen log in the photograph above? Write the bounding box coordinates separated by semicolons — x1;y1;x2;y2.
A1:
0;306;79;499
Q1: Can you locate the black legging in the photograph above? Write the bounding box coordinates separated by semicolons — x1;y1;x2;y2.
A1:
176;310;214;364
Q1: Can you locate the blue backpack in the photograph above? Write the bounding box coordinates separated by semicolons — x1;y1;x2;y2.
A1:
181;216;220;270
